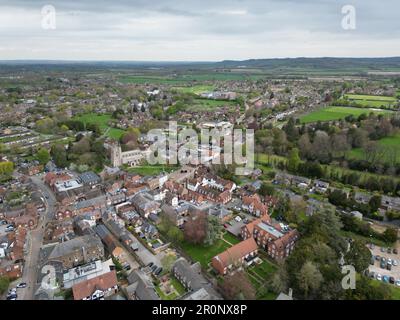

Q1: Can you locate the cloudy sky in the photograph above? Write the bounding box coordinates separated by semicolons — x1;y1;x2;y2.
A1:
0;0;399;61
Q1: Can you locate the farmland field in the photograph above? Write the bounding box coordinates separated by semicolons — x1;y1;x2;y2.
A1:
344;94;397;108
299;106;392;124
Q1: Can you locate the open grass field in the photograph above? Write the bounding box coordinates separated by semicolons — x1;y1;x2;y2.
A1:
222;232;241;245
299;106;392;124
344;94;397;108
179;98;238;112
347;135;400;165
72;113;126;139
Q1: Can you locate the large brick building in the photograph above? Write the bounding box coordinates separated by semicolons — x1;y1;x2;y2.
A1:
241;217;299;260
211;238;258;275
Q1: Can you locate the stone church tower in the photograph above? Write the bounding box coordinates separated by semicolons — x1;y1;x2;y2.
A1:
110;142;122;167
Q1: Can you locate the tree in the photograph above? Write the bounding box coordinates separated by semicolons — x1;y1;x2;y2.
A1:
296;261;323;299
287;148;301;173
35;148;50;165
0;276;10;294
258;182;275;196
219;271;256;300
50;144;68;168
204;215;221;246
383;228;398;243
345;240;372;272
184;211;207;245
368;195;382;213
161;253;177;272
0;161;14;176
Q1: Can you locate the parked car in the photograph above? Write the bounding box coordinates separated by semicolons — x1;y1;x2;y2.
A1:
234;216;242;222
375;255;381;261
223;224;228;229
16;283;27;288
393;260;398;266
388;258;392;265
387;264;392;271
369;243;375;249
389;277;395;284
370;257;375;265
383;276;390;283
388;248;392;254
380;261;386;269
154;267;163;276
369;271;376;279
6;294;17;300
394;248;398;255
151;265;158;272
381;257;386;263
376;274;382;281
396;279;400;287
0;220;7;225
147;262;154;268
381;247;386;253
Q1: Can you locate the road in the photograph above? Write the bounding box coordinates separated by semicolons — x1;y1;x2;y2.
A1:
13;174;56;300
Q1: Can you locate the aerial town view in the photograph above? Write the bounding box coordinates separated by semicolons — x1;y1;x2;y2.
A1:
1;0;400;309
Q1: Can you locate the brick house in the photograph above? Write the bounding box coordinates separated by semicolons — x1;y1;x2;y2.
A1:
211;238;258;275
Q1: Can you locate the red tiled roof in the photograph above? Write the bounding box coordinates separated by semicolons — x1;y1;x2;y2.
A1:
72;270;118;300
213;238;258;269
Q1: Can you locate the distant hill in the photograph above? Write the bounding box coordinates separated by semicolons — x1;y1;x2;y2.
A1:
214;57;400;72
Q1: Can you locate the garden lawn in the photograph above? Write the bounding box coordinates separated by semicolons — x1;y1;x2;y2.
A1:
222;232;241;245
170;277;186;296
299;106;392;124
180;239;232;268
173;85;215;94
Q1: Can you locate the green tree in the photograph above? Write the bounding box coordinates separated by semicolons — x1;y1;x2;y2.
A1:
345;240;372;272
0;276;10;294
296;261;323;299
35;148;50;165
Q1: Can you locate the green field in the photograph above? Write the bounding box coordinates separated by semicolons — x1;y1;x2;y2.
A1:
299;106;392;124
345;94;397;109
347;135;400;165
185;98;237;112
222;232;241;245
72;113;125;139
